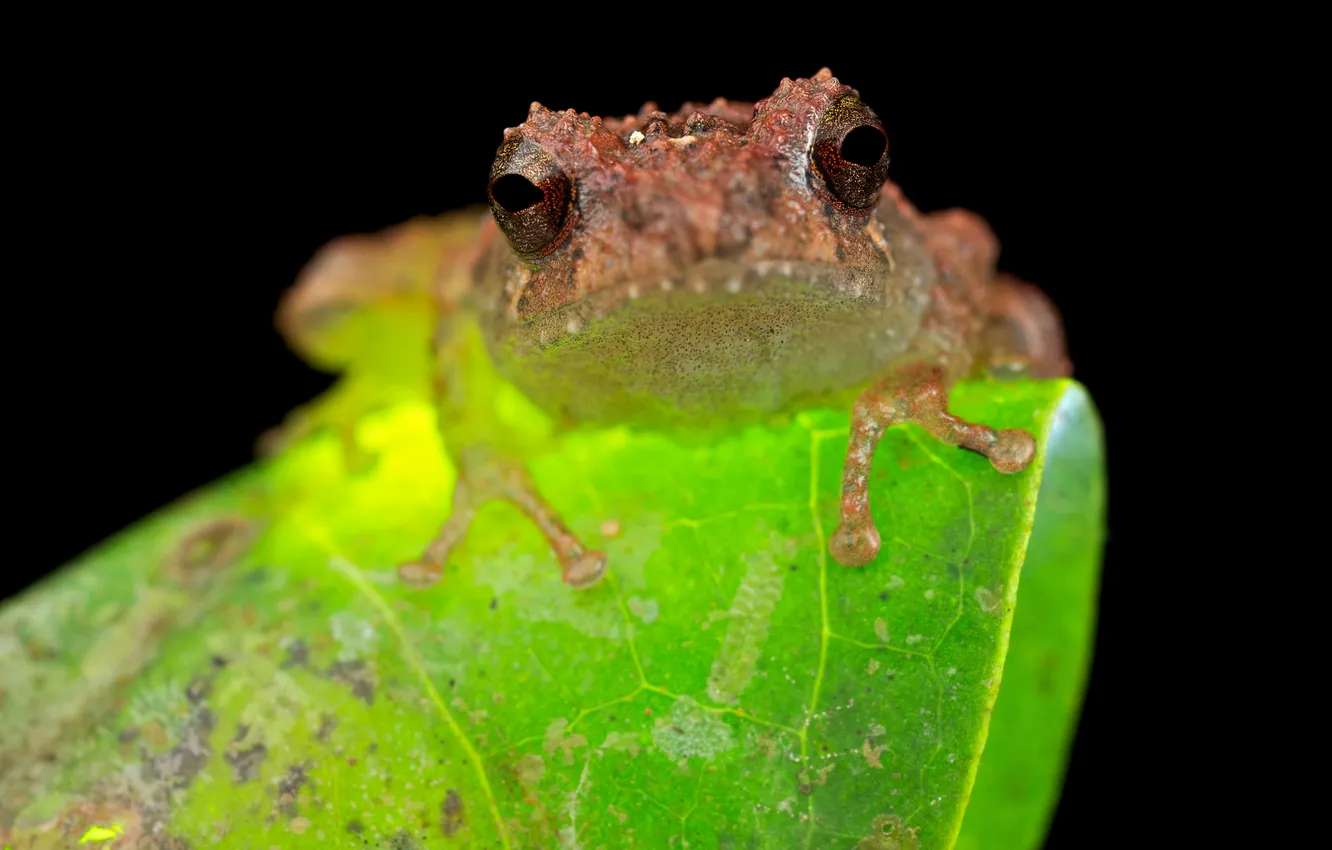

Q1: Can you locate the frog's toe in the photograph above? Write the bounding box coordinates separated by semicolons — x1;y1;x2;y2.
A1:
562;549;609;589
988;429;1035;474
830;522;881;567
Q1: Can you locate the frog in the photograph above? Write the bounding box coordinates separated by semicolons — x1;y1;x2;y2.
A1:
270;68;1070;591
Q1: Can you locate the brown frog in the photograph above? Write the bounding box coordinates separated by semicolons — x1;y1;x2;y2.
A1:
272;68;1069;590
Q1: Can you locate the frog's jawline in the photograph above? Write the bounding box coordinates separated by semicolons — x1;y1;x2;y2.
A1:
489;259;932;430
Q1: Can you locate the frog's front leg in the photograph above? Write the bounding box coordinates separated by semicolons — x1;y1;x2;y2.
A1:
397;315;607;590
398;448;607;589
829;366;1036;567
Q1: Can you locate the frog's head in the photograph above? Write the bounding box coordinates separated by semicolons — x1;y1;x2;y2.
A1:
476;68;930;352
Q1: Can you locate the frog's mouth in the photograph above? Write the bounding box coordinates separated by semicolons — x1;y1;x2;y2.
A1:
485;256;930;428
509;257;907;354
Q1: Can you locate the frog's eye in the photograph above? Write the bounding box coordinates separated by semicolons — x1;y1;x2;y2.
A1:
811;96;889;210
488;139;575;256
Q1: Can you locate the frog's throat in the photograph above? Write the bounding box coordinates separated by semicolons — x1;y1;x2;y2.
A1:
510;258;907;353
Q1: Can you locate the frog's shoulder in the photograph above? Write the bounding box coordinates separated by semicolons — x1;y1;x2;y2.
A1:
277;208;490;370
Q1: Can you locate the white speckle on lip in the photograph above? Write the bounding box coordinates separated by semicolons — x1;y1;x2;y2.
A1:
754;261;773;274
725;278;742;293
628;130;645;145
566;317;583;334
691;278;707;293
778;261;793;277
660;279;674;291
627;283;640;299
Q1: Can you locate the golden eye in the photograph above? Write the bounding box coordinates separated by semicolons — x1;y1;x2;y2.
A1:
810;96;889;210
487;139;575;256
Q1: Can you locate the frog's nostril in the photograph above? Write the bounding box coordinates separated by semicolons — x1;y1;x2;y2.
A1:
491;174;545;213
840;125;887;168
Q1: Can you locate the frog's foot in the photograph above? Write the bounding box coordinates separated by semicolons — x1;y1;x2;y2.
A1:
398;464;607;590
829;370;1036;567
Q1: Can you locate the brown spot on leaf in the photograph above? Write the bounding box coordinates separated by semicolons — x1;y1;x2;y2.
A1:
224;739;268;784
282;639;309;668
441;788;465;836
185;676;212;705
855;814;920;849
315;713;339;742
862;738;887;768
327;660;376;704
165;516;256;584
276;764;311;816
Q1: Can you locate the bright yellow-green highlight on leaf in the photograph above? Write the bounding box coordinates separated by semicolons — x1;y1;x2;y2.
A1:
77;825;122;844
0;378;1102;849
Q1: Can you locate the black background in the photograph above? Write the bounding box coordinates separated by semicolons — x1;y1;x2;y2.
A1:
11;40;1154;847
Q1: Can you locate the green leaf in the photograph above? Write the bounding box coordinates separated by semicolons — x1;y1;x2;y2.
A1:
0;379;1102;849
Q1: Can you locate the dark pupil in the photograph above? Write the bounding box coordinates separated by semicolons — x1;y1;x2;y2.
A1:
839;125;886;167
492;174;545;212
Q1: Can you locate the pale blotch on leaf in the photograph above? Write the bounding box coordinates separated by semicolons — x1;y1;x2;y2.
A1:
651;696;735;761
975;586;1003;615
599;731;641;758
867;658;881;676
516;754;545;788
752;730;781;760
873;617;890;642
905;634;923;645
328;612;379;662
543;718;588;764
862;738;887;769
452;696;488;724
626;596;659;624
705;532;792;704
885;575;906;591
